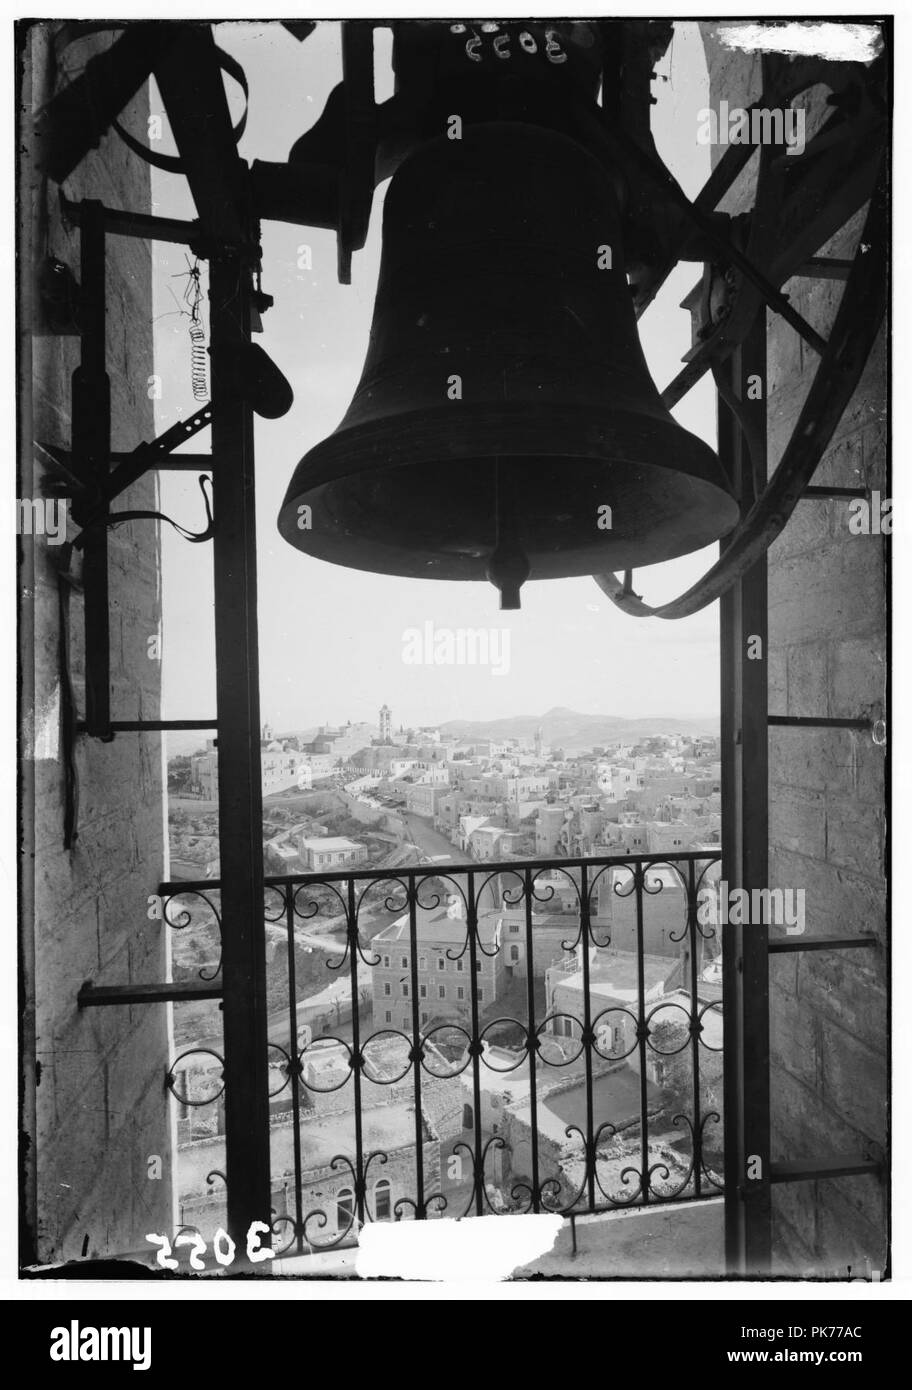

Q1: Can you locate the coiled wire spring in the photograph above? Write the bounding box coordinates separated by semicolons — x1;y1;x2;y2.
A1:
189;319;208;401
173;254;209;402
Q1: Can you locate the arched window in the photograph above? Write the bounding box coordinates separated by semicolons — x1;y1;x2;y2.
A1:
337;1187;354;1231
462;1102;474;1130
374;1179;392;1221
509;945;520;963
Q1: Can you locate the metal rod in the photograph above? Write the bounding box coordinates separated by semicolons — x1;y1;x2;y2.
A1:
768;715;872;729
278;849;718;883
770;1156;882;1183
206;249;271;1249
284;886;305;1255
768;935;877;954
634;867;650;1203
721;312;771;1276
408;871;425;1218
116;453;212;470
802;486;867;498
153;22;272;1251
468;870;484;1217
78;980;223;1006
52;449;213;471
61;194;200;246
77;719;217;733
687;860;703;1198
579;863;596;1213
160;849;727;898
523;866;541;1213
349;876;366;1233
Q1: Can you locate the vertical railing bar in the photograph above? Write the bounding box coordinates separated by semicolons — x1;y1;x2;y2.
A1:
347;876;366;1231
408;872;428;1223
688;860;703;1199
635;866;649;1204
523;867;541;1214
408;872;425;1218
579;863;596;1213
283;887;305;1253
466;870;484;1217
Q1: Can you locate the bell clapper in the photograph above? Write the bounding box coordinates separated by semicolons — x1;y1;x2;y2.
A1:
486;458;530;610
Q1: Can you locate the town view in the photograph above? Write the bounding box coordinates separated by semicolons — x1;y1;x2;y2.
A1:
166;705;724;1258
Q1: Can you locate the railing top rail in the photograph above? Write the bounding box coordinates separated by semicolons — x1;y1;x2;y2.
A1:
159;847;721;895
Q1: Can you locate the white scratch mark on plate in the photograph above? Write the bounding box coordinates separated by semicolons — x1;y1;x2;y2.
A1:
715;22;882;64
23;682;60;760
355;1213;562;1281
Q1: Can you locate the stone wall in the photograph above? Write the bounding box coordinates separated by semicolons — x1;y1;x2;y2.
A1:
178;1134;440;1253
18;24;172;1262
701;24;888;1274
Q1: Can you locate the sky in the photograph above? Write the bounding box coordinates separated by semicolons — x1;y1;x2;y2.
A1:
147;20;720;739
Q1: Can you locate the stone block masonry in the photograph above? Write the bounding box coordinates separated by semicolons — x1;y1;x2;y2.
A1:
702;23;887;1274
19;25;172;1263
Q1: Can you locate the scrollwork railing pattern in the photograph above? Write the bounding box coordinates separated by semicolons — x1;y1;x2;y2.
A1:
164;849;723;1256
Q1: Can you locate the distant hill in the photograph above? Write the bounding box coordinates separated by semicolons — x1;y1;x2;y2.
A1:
438;707;718;751
164;710;718;761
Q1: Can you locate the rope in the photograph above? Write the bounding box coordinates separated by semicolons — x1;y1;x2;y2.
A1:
73;475;216;548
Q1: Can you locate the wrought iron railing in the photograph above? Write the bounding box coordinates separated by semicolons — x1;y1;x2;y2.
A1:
162;850;723;1257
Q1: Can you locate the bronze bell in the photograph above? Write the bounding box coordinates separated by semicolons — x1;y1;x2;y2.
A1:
278;122;739;608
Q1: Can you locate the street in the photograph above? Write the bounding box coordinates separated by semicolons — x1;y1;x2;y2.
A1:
399;813;470;865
